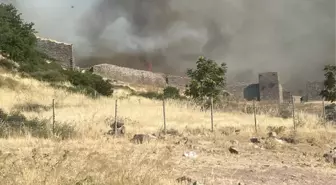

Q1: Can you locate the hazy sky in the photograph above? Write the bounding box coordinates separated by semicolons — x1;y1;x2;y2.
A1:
2;0;335;92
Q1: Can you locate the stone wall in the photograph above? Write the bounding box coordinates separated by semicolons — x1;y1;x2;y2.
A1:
90;64;167;88
306;81;324;101
35;36;74;69
258;72;283;103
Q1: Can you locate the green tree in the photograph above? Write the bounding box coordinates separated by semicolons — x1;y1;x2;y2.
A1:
320;64;336;102
0;3;38;62
184;56;227;102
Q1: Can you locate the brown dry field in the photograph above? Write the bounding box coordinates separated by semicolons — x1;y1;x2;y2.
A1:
0;69;335;185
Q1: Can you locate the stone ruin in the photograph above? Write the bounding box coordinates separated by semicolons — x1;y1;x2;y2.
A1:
90;63;190;92
258;72;283;103
35;36;326;102
35;36;75;69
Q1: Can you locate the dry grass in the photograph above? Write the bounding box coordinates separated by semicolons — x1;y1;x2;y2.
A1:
0;69;336;185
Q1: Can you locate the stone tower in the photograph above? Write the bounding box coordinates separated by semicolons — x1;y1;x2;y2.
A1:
258;72;283;103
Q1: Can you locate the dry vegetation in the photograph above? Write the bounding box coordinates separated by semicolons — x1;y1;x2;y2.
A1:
0;68;336;185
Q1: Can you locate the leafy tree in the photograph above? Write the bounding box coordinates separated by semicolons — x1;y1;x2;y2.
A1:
184;56;227;102
0;3;38;62
320;64;336;102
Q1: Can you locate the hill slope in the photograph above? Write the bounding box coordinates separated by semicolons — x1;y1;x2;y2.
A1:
0;67;336;185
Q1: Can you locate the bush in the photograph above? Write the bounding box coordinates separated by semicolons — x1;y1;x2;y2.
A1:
64;70;114;96
0;108;76;139
134;91;163;100
0;59;17;70
132;86;186;100
163;86;180;99
0;76;22;90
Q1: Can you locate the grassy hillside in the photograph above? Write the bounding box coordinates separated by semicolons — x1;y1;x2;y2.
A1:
1;67;336;185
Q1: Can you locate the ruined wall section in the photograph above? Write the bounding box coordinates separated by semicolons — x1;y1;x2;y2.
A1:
35;36;74;69
91;64;167;88
306;81;324;101
258;72;283;103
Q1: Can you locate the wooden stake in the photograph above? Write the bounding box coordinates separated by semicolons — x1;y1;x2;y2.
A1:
253;98;257;133
114;99;118;135
210;97;214;132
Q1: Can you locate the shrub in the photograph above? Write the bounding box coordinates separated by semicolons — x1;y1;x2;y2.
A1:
0;59;17;70
0;76;22;90
0;108;76;139
64;70;114;96
135;91;163;100
13;103;50;112
163;86;180;99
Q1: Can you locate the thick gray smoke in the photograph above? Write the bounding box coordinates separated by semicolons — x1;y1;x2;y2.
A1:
2;0;335;93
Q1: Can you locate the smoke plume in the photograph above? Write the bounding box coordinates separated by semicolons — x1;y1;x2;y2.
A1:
1;0;335;93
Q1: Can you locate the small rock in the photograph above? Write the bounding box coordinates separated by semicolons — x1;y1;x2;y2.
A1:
235;129;241;135
176;176;201;184
323;150;336;165
279;136;296;144
230;140;239;145
229;146;239;154
176;176;193;183
250;137;261;143
274;138;284;144
268;131;277;138
183;151;198;159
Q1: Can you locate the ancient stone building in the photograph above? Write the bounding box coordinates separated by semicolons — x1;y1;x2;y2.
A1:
258;72;283;103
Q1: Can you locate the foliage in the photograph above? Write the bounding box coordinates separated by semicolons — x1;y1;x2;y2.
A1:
163;86;180;99
0;3;37;62
0;108;76;139
134;91;163;100
184;56;227;102
0;3;113;97
132;86;185;100
320;64;336;102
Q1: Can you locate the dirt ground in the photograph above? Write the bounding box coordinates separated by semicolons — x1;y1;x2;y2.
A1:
0;133;335;185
